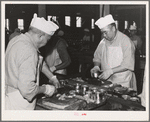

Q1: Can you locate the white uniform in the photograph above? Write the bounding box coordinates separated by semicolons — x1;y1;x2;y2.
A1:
5;33;43;110
93;31;137;90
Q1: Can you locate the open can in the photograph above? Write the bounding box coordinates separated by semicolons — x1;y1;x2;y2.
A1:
94;72;99;78
82;85;89;95
75;83;81;93
92;87;97;93
99;89;107;101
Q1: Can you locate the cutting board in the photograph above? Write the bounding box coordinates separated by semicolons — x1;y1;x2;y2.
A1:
41;96;86;110
39;86;86;110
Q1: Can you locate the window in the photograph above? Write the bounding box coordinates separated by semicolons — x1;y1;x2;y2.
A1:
18;19;24;30
76;16;81;27
48;16;57;21
5;19;9;30
65;16;71;26
91;18;95;29
47;16;52;21
115;20;119;29
124;21;128;29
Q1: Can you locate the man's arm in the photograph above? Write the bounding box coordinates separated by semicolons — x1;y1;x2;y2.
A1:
42;61;61;88
54;40;71;71
94;62;101;67
17;45;46;102
137;36;143;54
42;61;54;83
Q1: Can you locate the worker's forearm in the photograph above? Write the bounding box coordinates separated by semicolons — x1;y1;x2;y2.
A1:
94;62;101;67
55;59;71;70
42;62;54;84
38;85;46;94
93;62;127;73
112;65;128;74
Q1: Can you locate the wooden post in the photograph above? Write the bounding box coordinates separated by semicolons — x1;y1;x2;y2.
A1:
38;5;46;19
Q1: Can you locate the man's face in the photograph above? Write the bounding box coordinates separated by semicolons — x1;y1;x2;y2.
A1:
39;34;51;47
101;25;116;41
130;30;136;36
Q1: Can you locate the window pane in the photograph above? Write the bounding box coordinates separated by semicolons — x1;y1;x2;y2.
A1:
76;16;81;27
5;19;9;30
52;16;56;21
48;16;56;21
65;16;71;26
91;18;95;29
124;21;128;29
115;20;119;29
18;19;24;30
47;16;52;21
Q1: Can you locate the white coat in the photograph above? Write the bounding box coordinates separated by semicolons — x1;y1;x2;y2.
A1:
5;33;43;110
93;31;137;90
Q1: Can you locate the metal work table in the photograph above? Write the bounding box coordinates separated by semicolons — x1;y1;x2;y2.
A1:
36;75;145;111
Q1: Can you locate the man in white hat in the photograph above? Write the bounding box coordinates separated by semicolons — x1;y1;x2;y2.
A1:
91;14;137;90
129;25;142;53
129;25;143;94
5;13;60;110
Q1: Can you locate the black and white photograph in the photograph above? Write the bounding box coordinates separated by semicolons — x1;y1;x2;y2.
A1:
1;1;149;121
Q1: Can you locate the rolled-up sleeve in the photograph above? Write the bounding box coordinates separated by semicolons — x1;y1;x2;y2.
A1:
17;45;39;102
121;38;135;71
93;41;104;63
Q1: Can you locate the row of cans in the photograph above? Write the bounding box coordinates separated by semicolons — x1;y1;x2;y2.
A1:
75;83;107;104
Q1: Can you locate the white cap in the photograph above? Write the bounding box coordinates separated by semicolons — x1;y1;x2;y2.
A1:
129;25;137;30
95;14;115;29
30;13;59;35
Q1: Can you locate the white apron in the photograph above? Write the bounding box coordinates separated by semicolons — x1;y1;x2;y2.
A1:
101;41;137;90
45;48;66;75
5;36;43;110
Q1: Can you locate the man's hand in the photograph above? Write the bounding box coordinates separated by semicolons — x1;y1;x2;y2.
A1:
98;69;113;80
50;76;61;89
90;66;100;77
42;84;56;97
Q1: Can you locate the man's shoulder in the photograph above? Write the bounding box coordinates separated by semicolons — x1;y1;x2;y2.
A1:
118;31;130;39
95;38;105;50
11;36;36;54
117;31;131;42
57;38;67;46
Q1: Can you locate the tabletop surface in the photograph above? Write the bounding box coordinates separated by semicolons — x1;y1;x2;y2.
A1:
36;77;145;111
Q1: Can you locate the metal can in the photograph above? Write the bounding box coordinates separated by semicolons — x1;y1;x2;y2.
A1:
85;90;92;98
92;87;97;93
99;89;107;101
75;83;81;93
82;85;89;95
96;91;101;104
94;72;98;78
